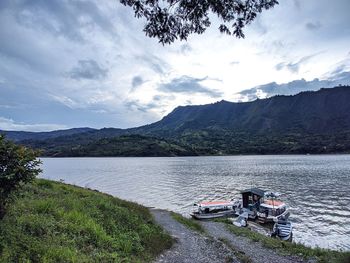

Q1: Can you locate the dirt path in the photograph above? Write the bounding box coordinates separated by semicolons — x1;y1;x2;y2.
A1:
151;209;239;263
200;221;307;263
152;209;311;263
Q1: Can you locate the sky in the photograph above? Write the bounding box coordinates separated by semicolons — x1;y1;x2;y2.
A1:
1;0;350;131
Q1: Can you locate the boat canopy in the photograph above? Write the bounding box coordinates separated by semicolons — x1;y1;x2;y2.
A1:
240;188;265;209
240;188;265;197
261;200;286;209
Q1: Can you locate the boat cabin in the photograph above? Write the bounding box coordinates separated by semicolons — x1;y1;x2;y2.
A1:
240;188;265;211
257;199;289;223
259;200;286;216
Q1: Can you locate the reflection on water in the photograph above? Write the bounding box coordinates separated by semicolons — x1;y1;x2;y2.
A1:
41;155;350;251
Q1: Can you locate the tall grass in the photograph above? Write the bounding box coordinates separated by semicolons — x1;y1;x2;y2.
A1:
0;179;173;263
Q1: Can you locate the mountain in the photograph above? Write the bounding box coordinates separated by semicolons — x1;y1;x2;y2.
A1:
2;86;350;156
139;86;350;135
1;127;96;142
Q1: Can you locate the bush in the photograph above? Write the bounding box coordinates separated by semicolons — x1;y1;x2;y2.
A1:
0;135;41;219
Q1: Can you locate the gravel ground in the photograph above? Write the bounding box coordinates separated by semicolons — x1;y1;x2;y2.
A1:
200;221;308;263
151;209;239;263
151;209;312;263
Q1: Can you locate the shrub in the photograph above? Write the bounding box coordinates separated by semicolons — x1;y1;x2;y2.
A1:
0;135;41;219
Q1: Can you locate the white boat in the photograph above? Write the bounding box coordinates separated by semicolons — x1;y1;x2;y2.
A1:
233;212;248;227
256;197;290;224
271;219;293;241
233;189;291;224
190;200;235;219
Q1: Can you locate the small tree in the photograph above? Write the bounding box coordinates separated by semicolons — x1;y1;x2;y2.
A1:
0;135;42;219
120;0;279;44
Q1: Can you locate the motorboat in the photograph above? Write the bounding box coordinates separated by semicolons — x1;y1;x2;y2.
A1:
271;219;293;241
256;192;290;224
233;189;291;224
190;200;235;219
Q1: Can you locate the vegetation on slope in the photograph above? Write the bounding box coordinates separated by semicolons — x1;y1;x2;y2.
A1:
22;130;350;157
177;129;350;155
24;134;197;157
216;219;350;263
0;179;173;263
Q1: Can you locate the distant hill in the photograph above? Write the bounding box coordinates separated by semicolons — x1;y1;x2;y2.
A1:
2;86;350;156
23;135;196;157
1;127;96;142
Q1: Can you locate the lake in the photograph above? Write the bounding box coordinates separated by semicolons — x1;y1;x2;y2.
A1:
41;155;350;251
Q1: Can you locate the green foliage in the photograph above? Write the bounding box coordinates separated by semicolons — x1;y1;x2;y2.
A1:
0;179;173;262
223;223;350;263
170;212;205;234
120;0;278;44
176;129;350;155
17;130;350;157
0;135;41;219
25;134;197;157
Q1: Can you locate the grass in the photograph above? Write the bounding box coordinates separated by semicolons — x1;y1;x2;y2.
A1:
218;237;252;263
0;179;173;263
216;219;350;263
170;212;205;234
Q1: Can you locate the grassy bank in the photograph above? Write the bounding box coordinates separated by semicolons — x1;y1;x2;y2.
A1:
217;219;349;263
170;212;205;234
0;179;173;262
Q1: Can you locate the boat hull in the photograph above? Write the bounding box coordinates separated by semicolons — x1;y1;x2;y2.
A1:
271;221;293;241
257;211;290;224
190;210;235;220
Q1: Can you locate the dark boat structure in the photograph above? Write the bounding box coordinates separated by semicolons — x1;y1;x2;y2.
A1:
234;188;265;219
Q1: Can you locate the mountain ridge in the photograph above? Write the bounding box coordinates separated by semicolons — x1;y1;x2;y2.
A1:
2;86;350;156
139;86;350;135
0;127;96;142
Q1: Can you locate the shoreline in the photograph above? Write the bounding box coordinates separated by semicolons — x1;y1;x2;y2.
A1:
38;153;350;158
1;178;349;263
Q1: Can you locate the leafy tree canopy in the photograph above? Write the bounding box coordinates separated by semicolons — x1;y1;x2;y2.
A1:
0;135;41;218
120;0;279;44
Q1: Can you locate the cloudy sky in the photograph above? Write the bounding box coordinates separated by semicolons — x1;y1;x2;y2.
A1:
1;0;350;131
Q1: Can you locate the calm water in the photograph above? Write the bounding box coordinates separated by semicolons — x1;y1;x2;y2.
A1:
41;155;350;251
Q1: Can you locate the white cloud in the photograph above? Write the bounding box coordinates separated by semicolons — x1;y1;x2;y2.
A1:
1;0;350;131
0;117;67;132
235;71;350;102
